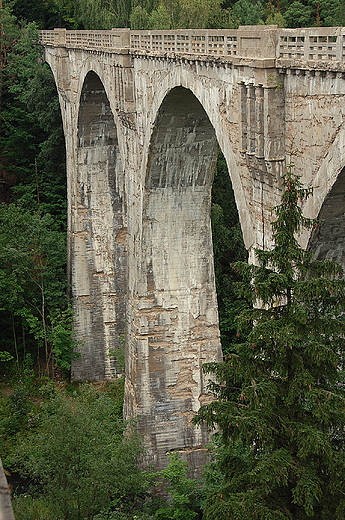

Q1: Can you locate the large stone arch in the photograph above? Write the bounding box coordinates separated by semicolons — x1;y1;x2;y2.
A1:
125;85;230;473
71;70;127;381
143;85;221;386
141;68;255;252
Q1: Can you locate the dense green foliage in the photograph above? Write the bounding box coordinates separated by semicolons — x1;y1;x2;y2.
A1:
153;453;202;520
130;0;345;29
1;377;149;519
10;0;343;30
211;152;248;354
0;5;66;219
195;167;345;519
11;384;146;520
0;205;75;374
1;374;203;520
0;2;72;376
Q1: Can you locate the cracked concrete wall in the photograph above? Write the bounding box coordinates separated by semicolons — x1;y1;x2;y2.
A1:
43;42;345;471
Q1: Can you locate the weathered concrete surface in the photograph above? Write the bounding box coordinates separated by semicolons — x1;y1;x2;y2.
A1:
281;67;345;258
124;87;222;467
72;70;127;380
41;26;345;471
308;167;345;264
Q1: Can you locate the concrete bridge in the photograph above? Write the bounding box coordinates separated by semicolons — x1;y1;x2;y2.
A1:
40;25;345;472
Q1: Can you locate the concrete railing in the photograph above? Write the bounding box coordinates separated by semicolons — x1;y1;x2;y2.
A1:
39;26;345;63
278;27;345;62
39;28;131;50
130;29;239;56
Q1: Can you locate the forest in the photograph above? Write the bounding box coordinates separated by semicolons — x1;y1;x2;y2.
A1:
1;0;345;518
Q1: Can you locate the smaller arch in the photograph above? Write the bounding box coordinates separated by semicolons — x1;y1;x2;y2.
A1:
77;59;115;122
302;124;345;250
308;166;345;267
78;71;118;148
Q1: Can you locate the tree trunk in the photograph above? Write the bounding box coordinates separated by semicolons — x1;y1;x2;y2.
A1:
0;458;15;520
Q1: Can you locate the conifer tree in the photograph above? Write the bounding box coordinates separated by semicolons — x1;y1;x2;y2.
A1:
195;164;345;519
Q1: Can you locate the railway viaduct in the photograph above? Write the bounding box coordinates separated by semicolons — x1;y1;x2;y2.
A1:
40;25;345;472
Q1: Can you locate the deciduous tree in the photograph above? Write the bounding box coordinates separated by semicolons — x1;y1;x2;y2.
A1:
0;204;74;374
11;385;147;520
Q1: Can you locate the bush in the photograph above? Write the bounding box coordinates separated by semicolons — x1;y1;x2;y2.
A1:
11;385;148;520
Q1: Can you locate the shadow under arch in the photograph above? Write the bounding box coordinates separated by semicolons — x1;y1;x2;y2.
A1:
146;86;218;188
308;166;345;267
135;85;235;473
71;70;127;381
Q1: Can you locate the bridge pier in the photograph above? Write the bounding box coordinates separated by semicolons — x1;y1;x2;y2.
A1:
123;86;222;470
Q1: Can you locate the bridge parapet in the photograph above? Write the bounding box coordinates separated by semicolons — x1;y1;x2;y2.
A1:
130;28;239;56
40;27;130;51
40;26;345;69
278;27;345;62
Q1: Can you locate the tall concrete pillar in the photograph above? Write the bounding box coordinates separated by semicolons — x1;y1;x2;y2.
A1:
124;86;223;472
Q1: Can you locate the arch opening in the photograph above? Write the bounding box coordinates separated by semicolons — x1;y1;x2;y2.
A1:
211;151;248;356
71;71;126;381
134;86;246;471
308;166;345;267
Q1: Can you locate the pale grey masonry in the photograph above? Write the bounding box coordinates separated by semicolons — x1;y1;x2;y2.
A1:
40;25;345;472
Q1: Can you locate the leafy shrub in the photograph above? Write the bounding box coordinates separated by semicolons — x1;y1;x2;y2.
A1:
11;385;148;520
